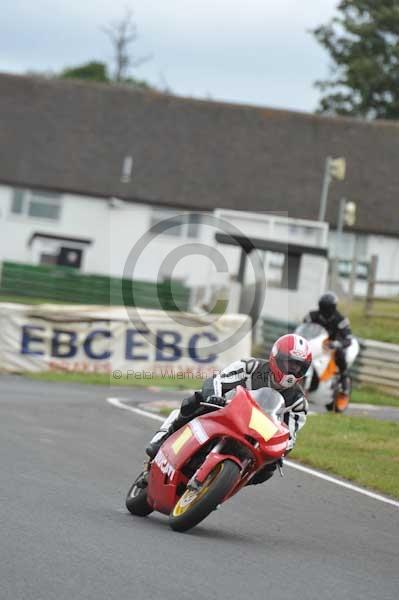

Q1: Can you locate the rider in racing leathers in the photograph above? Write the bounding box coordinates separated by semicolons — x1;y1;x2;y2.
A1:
303;292;353;393
142;334;312;486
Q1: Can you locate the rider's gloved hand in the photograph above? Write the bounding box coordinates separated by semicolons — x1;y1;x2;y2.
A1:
329;340;342;350
204;395;226;408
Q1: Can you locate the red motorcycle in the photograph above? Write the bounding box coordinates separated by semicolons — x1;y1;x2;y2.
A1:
126;386;290;532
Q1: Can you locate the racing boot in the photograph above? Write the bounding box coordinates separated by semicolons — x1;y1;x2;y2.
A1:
145;409;185;459
136;460;151;488
339;371;350;395
145;431;168;460
335;371;350;412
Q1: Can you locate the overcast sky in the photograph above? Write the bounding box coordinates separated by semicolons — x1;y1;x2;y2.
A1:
1;0;339;113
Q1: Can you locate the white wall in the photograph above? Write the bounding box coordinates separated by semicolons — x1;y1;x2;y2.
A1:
0;186;330;318
108;204;229;285
1;183;397;302
261;255;329;322
367;234;399;296
370;236;399;279
328;228;399;297
0;185;109;274
0;185;228;287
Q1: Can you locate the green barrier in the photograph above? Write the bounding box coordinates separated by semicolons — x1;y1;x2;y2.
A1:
262;317;297;350
0;261;190;310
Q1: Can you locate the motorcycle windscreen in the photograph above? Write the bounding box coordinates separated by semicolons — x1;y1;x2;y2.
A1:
251;388;285;419
296;322;326;340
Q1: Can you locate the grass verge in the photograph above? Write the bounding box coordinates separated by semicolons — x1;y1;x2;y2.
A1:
292;414;399;498
344;299;399;345
351;386;399;408
26;371;205;390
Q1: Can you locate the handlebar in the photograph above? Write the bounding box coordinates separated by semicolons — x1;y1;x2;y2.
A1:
199;401;227;409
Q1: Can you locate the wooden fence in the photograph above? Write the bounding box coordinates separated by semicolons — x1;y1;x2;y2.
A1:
365;255;399;318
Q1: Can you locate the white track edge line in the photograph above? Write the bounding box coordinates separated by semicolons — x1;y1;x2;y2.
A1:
349;403;379;411
284;460;399;507
107;397;164;422
107;397;399;509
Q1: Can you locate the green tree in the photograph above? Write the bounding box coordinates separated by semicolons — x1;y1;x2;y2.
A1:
313;0;399;119
59;61;153;90
57;8;157;92
60;61;110;83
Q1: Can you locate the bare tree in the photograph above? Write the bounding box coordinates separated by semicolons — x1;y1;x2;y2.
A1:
158;70;172;94
103;7;151;83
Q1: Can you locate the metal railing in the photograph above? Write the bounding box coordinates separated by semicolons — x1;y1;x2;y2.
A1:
351;339;399;395
261;317;296;353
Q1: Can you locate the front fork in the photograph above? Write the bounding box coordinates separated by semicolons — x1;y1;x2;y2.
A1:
188;439;245;488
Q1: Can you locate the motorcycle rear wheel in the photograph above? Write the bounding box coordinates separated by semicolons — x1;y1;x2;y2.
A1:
126;473;153;517
169;459;240;533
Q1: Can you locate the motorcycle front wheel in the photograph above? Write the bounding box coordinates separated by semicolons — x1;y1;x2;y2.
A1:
126;473;153;517
169;459;240;533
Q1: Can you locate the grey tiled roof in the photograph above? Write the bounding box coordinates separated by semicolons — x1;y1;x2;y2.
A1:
1;72;398;236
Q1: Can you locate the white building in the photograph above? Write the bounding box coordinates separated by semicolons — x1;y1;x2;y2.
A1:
0;73;398;311
0;184;330;321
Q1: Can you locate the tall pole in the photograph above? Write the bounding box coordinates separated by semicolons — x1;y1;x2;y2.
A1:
365;255;378;316
332;197;346;291
318;156;332;221
348;236;359;303
237;249;247;314
336;197;346;258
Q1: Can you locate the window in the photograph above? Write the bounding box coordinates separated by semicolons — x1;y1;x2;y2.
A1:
11;189;24;213
149;208;202;239
186;212;202;238
10;188;62;221
337;260;369;280
40;253;58;266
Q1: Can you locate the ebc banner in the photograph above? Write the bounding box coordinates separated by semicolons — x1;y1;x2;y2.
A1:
0;304;251;378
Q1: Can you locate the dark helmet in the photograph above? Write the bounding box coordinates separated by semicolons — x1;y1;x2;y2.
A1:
319;292;338;319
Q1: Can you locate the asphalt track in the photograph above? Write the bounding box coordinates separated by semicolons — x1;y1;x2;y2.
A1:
1;375;398;600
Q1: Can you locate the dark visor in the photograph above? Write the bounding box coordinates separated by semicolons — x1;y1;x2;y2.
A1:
276;354;309;378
